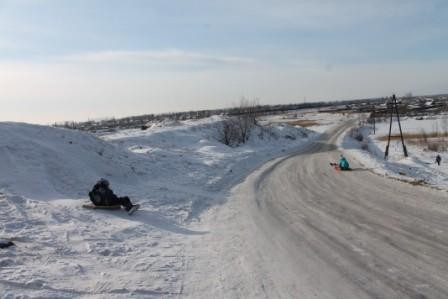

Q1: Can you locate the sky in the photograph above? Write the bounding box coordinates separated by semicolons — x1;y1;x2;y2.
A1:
0;0;448;124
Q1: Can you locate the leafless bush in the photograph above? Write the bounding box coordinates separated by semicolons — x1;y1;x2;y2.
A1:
349;127;364;142
234;98;259;142
219;117;239;146
219;98;259;146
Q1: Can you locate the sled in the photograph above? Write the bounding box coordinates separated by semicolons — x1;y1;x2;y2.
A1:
329;162;351;171
82;203;122;210
0;239;14;249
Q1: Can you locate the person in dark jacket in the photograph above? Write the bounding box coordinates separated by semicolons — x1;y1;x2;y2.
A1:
436;154;442;166
89;178;136;211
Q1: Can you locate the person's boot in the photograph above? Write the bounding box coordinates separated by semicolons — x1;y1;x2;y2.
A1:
124;204;133;212
127;204;140;215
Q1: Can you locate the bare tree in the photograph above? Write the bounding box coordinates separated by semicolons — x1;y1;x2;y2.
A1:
219;117;239;146
219;98;259;146
234;98;259;143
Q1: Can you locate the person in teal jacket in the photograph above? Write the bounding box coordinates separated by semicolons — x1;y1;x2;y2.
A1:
339;155;350;170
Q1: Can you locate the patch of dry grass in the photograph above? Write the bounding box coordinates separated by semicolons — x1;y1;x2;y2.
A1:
377;131;448;141
289;120;320;127
378;131;448;152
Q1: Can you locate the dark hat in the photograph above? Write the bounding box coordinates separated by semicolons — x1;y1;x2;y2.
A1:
97;178;110;187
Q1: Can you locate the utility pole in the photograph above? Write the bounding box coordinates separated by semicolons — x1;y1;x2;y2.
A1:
384;94;408;159
395;95;408;158
385;98;393;159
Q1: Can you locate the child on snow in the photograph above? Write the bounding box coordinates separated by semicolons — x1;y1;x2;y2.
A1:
89;178;137;212
339;155;350;170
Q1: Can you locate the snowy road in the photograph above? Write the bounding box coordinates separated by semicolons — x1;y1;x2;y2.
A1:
184;123;448;298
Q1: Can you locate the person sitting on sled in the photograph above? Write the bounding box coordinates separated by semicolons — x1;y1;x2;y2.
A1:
339;155;350;170
89;178;137;212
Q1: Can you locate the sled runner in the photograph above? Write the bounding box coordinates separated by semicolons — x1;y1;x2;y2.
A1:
127;204;140;216
330;162;351;171
82;203;121;210
82;203;140;215
330;162;341;171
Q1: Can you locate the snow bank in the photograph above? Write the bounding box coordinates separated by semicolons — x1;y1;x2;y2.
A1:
0;116;318;297
103;115;317;219
0;116;316;220
0;122;139;200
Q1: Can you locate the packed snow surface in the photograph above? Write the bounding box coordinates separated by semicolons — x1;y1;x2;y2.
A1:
0;115;326;298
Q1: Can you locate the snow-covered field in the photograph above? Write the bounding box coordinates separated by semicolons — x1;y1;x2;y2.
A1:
0;113;342;298
340;114;448;190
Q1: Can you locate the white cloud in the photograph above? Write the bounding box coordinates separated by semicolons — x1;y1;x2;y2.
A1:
57;49;256;70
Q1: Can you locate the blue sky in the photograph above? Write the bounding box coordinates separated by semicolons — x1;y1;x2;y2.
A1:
1;0;448;123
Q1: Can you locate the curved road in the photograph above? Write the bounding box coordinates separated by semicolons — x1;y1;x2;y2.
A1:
185;123;448;299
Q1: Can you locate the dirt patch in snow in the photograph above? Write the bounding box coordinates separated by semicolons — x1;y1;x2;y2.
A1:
377;132;448;141
288;119;320;127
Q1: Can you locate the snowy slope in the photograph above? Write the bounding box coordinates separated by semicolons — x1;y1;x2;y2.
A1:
0;116;318;297
0;122;140;200
101;116;320;219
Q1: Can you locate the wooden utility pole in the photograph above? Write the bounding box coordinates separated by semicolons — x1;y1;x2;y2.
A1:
384;94;408;159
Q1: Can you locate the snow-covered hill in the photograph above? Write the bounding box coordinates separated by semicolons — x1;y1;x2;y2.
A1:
0;122;140;200
0;115;319;297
